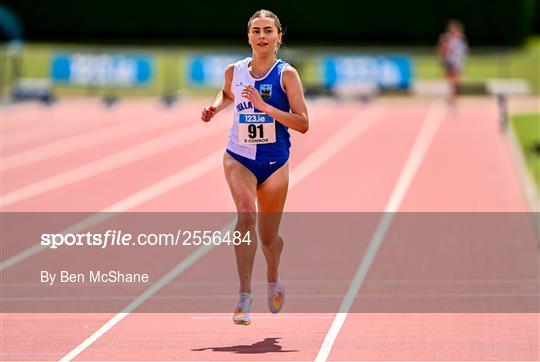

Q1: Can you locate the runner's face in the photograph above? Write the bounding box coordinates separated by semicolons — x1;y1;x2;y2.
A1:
248;17;282;56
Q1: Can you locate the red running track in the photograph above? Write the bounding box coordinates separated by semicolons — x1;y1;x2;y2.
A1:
1;97;538;361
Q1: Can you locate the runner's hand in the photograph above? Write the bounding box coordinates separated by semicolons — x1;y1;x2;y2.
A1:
201;106;217;122
242;85;266;110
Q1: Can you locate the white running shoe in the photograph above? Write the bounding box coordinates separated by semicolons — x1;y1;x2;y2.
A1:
267;280;285;314
233;292;252;325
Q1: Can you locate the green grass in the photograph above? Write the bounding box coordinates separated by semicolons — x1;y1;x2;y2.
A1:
511;113;540;190
1;37;539;96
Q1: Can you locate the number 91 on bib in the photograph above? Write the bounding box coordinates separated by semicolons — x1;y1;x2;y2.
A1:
238;113;276;144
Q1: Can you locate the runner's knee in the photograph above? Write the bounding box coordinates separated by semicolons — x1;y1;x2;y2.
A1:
237;208;257;230
259;233;279;248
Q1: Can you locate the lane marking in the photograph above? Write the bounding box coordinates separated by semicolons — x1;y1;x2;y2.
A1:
1;119;229;207
1;107;195;171
290;106;385;188
59;106;387;361
190;315;335;320
0;103;337;270
4;291;537;303
1;100;201;147
6;278;536;288
0;149;224;271
315;102;446;362
2;104;123;148
59;241;219;362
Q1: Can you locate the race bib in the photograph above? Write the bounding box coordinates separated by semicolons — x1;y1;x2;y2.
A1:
238;113;276;144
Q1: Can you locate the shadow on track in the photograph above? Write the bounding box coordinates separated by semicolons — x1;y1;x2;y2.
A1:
191;337;298;354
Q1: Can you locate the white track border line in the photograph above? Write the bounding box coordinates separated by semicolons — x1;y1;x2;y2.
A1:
58;106;387;361
315;101;446;362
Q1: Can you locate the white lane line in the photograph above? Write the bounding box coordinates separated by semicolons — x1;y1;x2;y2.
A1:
1;100;198;146
1;103;47;132
0;149;224;271
1;106;121;148
59;241;220;362
1;108;195;171
59;106;387;361
5;291;537;303
315;102;446;362
0;103;334;270
290;106;386;188
0;118;229;207
5;277;537;288
191;315;335;320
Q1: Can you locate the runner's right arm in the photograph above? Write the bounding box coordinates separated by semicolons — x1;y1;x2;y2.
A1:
201;64;234;122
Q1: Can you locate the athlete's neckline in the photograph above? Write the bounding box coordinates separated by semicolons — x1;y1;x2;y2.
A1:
247;57;280;81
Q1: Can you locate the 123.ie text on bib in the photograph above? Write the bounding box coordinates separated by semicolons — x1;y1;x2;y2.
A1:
238;113;276;144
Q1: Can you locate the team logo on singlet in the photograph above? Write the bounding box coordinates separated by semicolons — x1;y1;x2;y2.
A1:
260;84;272;100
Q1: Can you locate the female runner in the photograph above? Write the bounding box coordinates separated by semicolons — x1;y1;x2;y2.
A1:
201;9;309;325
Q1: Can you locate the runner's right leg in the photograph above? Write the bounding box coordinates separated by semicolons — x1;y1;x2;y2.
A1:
223;152;258;295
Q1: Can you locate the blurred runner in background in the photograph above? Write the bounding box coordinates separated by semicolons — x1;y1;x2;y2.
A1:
438;19;468;106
